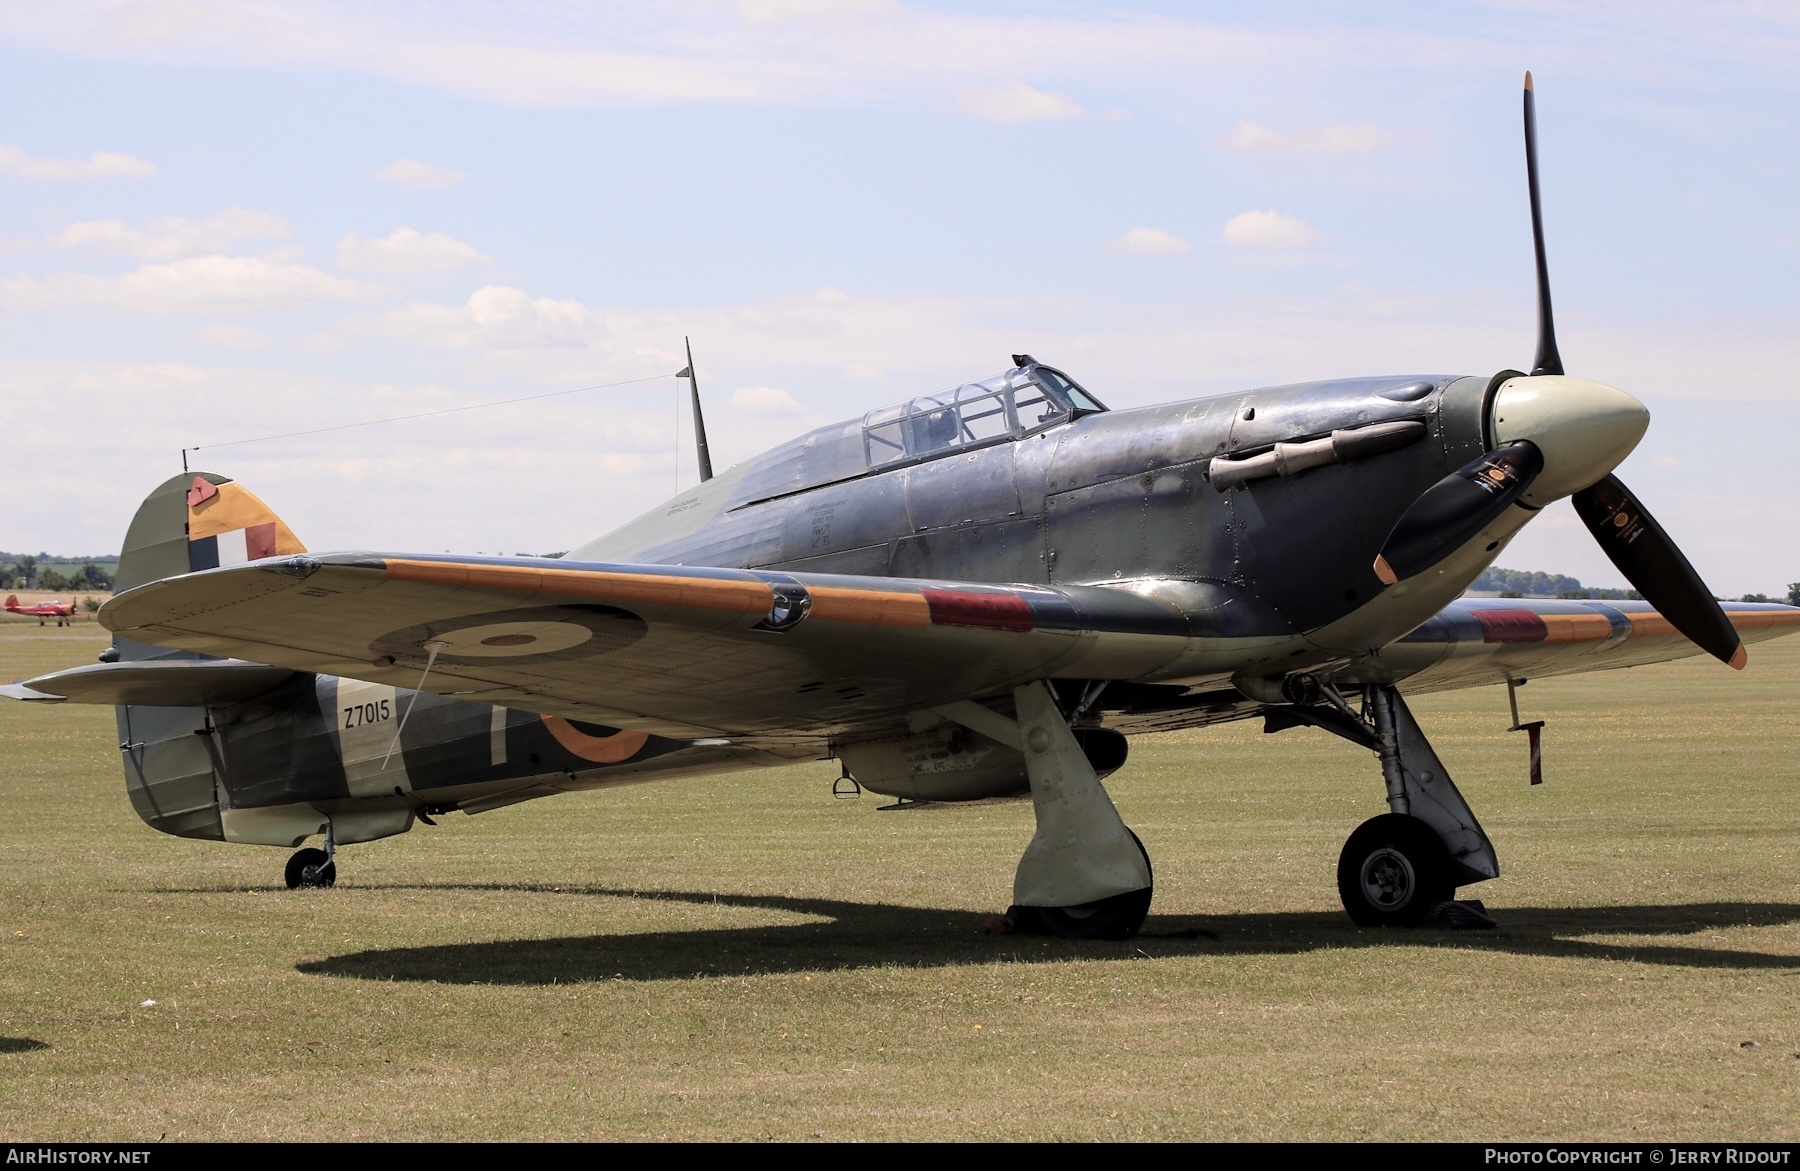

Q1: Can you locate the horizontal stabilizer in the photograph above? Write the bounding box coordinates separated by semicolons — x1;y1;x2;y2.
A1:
3;659;297;706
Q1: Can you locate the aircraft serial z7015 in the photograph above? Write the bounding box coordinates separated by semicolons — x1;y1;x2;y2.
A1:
8;76;1798;936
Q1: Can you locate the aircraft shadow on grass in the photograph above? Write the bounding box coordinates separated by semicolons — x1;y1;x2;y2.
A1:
293;887;1800;985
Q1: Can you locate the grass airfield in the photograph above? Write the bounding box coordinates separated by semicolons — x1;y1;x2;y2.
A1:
1;623;1796;1142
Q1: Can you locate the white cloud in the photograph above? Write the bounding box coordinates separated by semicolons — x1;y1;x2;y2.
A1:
955;82;1085;123
51;209;291;260
0;8;1421;120
732;0;899;25
728;385;804;415
1221;210;1322;249
1;256;372;315
1218;122;1393;155
335;227;491;274
1;2;1790;118
0;356;692;564
195;324;269;349
1113;227;1190;256
377;159;468;189
0;144;156;179
356;285;597;349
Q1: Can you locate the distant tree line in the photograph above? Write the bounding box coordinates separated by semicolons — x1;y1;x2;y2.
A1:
1744;585;1800;606
1548;587;1645;600
1472;567;1591;596
1474;566;1800;606
0;554;115;592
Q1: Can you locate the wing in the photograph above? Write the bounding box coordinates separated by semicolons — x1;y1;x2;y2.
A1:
97;551;1795;742
1089;597;1800;740
98;553;1197;738
1374;597;1800;696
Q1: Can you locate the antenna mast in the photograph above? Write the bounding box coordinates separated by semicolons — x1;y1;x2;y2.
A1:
678;337;714;483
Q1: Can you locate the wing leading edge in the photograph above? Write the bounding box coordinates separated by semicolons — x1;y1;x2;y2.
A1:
98;553;1201;738
95;552;1799;741
1373;596;1800;696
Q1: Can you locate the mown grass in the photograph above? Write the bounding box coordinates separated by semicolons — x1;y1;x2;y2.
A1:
1;623;1796;1141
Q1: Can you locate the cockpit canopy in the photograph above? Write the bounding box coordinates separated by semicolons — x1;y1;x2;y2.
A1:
862;365;1106;468
726;361;1106;509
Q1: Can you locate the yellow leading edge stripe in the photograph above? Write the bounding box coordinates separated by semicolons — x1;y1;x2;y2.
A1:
1628;609;1800;638
382;559;932;627
380;559;1796;639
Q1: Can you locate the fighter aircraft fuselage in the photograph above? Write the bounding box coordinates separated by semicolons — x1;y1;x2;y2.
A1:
102;367;1506;843
577;368;1492;662
23;76;1795;931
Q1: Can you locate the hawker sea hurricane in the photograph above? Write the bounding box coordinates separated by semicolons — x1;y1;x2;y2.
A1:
8;77;1798;936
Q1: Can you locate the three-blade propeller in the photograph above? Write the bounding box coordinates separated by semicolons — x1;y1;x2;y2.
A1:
1571;475;1746;667
1374;443;1542;587
1374;72;1744;668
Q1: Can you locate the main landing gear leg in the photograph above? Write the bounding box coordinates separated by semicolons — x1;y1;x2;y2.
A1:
1006;681;1153;940
1337;685;1498;926
284;821;338;890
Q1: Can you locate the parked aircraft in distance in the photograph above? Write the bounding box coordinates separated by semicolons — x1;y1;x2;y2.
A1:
7;76;1798;936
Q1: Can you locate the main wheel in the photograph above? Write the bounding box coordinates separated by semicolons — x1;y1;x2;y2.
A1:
1011;887;1153;941
1337;814;1453;927
284;847;336;889
1008;831;1153;940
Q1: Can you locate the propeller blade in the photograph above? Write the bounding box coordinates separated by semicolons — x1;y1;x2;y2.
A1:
1375;442;1544;585
1571;474;1745;668
1523;71;1563;378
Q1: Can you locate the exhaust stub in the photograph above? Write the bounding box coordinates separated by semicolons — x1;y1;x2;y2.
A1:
1211;419;1426;491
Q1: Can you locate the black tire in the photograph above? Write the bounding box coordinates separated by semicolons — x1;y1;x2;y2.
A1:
1337;814;1453;927
1008;830;1152;940
1010;887;1153;941
284;847;336;890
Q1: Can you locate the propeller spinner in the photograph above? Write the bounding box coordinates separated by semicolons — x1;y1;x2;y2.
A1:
1374;72;1745;668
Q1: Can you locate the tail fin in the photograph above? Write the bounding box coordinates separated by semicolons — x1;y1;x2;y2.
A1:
110;473;307;842
4;595;17;611
117;473;306;594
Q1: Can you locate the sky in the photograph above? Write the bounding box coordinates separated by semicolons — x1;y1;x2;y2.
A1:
1;1;1795;595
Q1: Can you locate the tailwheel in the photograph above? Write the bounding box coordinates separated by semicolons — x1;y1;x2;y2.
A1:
1008;831;1152;940
1337;813;1453;927
284;847;336;890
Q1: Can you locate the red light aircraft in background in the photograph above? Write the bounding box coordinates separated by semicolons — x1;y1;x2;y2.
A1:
5;595;80;626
